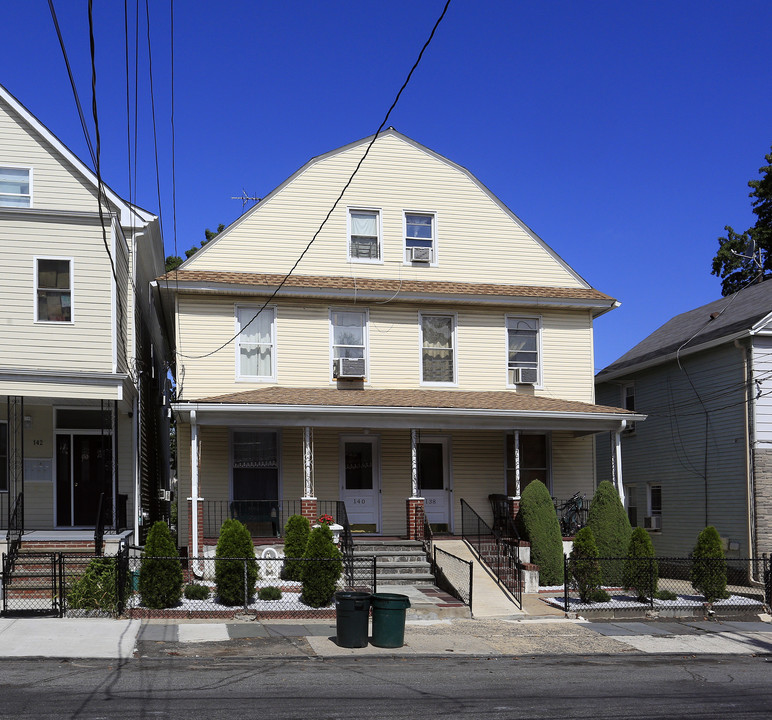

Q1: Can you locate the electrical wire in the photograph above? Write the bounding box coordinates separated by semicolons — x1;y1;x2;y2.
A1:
176;0;453;361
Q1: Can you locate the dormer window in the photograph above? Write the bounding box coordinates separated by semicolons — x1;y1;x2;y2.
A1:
348;209;381;261
0;167;31;208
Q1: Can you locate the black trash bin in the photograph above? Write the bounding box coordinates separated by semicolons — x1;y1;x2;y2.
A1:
371;592;411;648
335;591;371;648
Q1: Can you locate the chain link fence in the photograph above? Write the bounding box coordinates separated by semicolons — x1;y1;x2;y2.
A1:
557;555;770;614
432;546;473;614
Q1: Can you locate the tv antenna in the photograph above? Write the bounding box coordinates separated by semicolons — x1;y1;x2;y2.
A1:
231;189;261;211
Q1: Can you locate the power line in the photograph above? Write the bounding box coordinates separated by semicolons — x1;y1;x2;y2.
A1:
176;0;453;361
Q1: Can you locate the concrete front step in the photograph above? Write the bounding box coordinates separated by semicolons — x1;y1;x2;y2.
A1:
377;573;437;586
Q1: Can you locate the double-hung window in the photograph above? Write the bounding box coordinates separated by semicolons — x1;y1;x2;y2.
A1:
0;167;31;207
331;309;367;379
507;316;540;386
421;314;455;384
505;433;549;496
645;484;662;530
236;306;276;380
348;209;380;261
625;485;638;527
623;384;636;433
405;212;435;263
36;258;72;322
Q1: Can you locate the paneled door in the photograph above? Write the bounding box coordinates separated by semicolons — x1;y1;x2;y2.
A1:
340;436;380;533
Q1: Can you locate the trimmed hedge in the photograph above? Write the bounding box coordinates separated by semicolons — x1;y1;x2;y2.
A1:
215;519;259;606
301;524;343;608
690;526;727;603
624;527;658;601
587;481;632;584
67;557;123;613
139;521;184;609
516;480;563;586
283;514;311;581
568;527;604;603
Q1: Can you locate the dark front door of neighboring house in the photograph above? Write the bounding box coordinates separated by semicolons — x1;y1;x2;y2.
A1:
56;434;112;527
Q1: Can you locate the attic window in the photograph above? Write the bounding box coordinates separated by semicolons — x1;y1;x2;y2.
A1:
0;167;31;208
348;209;381;261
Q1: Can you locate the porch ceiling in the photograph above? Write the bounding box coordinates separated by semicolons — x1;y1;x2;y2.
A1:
173;387;642;433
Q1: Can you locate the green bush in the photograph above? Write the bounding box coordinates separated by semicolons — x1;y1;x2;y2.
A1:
568;527;603;603
215;519;259;606
690;526;728;603
516;480;564;586
184;583;210;600
655;589;678;601
258;586;282;601
589;588;611;603
587;481;632;584
624;527;658;602
139;521;184;609
283;514;311;581
67;557;122;614
301;524;343;608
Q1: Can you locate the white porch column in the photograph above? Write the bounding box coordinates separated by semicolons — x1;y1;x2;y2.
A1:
410;428;419;497
513;429;521;499
189;410;203;576
303;426;315;499
613;421;626;506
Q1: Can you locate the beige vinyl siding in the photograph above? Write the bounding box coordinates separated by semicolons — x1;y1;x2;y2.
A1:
551;432;595;499
0;217;114;373
176;295;595;402
596;343;750;556
0;96;103;212
183;133;584;289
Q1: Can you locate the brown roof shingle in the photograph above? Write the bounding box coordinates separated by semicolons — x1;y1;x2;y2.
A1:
159;270;614;304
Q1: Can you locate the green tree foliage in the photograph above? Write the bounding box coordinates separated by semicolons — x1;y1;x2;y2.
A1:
164;223;226;272
301;524;343;608
712;146;772;295
624;527;658;601
690;526;728;603
568;527;604;603
516;480;564;586
215;519;259;606
138;521;184;609
282;514;310;581
587;481;632;560
67;557;123;613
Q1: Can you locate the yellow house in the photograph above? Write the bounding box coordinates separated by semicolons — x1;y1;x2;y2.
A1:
161;129;636;557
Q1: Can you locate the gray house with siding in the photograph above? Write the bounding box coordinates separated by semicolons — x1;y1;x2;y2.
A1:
595;280;772;560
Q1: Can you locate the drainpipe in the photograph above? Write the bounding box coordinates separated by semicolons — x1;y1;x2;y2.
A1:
513;429;521;498
190;410;203;578
132;395;139;545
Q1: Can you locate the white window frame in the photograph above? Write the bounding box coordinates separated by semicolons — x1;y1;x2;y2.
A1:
330;308;369;382
505;315;542;389
419;312;458;387
0;165;33;208
403;210;437;265
622;383;636;433
34;256;74;323
647;484;662;517
625;484;638;527
235;305;277;382
347;207;383;263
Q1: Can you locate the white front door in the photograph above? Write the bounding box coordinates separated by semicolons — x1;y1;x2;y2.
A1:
340;436;380;533
418;438;451;532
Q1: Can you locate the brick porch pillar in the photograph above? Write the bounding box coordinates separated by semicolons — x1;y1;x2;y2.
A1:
508;497;520;520
301;497;318;524
406;497;425;541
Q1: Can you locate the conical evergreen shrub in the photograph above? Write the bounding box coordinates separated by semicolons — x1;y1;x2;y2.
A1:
301;524;343;608
587;481;632;583
139;521;183;609
568;527;605;603
624;527;658;601
690;526;727;603
282;514;310;581
516;480;563;586
215;519;259;606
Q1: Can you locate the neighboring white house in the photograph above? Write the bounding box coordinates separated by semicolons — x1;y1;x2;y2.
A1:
0;82;170;550
159;129;638;557
596;279;772;560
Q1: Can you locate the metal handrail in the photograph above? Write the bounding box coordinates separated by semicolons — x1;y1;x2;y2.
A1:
336;500;355;584
5;492;24;574
94;492;105;556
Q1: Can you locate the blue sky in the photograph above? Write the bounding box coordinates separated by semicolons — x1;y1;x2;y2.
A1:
3;1;771;371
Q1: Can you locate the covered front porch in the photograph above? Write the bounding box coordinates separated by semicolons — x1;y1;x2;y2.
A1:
173;387;639;557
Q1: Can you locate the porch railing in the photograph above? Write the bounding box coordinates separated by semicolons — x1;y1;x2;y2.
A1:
0;492;8;530
5;492;24;573
460;498;521;609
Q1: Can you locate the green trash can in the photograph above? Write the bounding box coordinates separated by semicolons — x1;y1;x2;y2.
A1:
371;592;411;648
335;591;371;648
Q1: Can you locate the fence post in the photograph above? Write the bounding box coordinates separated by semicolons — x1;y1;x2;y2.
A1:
764;554;771;608
563;554;569;612
243;559;249;613
649;556;654;609
469;558;474;617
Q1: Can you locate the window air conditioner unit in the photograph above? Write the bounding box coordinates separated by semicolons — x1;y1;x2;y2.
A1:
509;367;538;385
157;488;171;502
334;357;366;379
408;246;431;263
644;515;661;530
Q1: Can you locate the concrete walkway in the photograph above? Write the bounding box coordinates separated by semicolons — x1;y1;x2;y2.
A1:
432;539;523;617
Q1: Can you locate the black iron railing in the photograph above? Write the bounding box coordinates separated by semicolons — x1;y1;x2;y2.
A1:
5;492;23;573
460;498;521;608
94;492;106;555
423;513;434;556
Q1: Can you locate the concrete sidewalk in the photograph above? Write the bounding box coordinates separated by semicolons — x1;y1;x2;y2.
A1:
2;616;772;660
